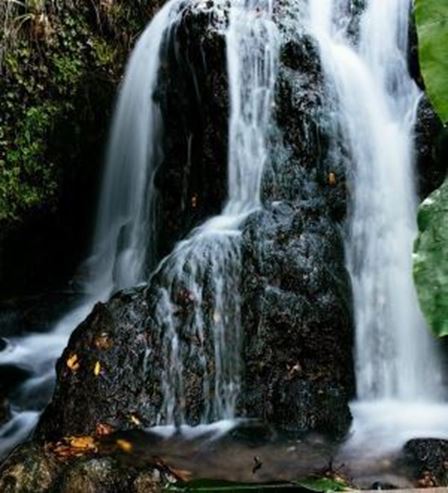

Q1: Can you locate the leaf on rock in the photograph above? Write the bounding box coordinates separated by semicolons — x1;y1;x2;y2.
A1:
66;353;80;372
94;361;101;376
95;422;114;437
116;438;133;453
47;435;98;460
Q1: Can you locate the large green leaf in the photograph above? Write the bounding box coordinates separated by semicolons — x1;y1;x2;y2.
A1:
414;0;448;124
164;477;351;493
414;179;448;337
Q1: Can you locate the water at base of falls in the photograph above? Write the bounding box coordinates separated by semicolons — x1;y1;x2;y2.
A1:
309;0;448;454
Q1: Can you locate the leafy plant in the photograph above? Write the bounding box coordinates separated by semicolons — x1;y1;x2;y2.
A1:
164;477;351;493
414;180;448;337
413;0;448;337
414;0;448;124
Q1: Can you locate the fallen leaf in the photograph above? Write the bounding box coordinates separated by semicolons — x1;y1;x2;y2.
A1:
94;361;101;376
116;439;133;453
66;354;80;372
95;423;114;437
47;435;98;460
130;414;141;426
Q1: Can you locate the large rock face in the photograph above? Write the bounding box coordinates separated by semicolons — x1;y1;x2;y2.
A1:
36;0;355;441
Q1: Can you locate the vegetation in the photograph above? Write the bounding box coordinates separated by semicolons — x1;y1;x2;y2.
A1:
413;0;448;337
414;0;448;124
414;180;448;337
0;0;158;226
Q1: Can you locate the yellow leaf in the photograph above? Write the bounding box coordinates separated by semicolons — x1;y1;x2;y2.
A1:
130;414;141;426
66;354;80;371
68;436;97;450
94;361;101;376
116;439;133;453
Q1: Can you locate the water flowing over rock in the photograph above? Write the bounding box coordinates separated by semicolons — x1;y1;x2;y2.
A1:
2;3;447;489
34;0;356;440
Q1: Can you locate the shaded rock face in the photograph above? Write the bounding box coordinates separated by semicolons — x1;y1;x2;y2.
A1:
404;438;448;487
35;0;356;441
154;2;229;259
0;443;61;493
414;96;447;199
0;442;167;492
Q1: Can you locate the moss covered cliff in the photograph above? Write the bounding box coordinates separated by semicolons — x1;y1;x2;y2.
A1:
0;0;162;294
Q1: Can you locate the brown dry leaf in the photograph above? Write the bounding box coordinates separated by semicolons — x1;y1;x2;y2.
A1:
95;423;114;437
68;436;97;451
66;354;80;372
48;435;98;460
328;172;337;186
94;361;101;376
116;439;133;453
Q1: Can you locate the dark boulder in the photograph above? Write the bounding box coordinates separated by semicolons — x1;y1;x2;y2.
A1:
0;442;62;493
414;95;448;199
404;438;448;487
0;441;170;492
240;202;354;435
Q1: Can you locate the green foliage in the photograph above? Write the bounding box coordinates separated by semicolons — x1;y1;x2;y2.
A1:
0;103;58;221
164;477;350;493
414;179;448;337
413;0;448;337
414;0;448;124
0;0;158;229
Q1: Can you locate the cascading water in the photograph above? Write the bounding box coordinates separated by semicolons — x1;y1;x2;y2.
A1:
0;0;185;457
0;0;279;455
309;0;448;452
152;0;279;424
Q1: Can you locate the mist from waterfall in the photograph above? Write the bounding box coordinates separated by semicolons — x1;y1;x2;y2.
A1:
309;0;448;452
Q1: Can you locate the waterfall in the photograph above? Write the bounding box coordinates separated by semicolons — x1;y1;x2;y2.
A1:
309;0;448;451
0;0;184;457
153;0;279;424
0;0;279;454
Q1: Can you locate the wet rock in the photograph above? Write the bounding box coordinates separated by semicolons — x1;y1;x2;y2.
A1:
240;202;354;436
55;457;135;493
404;438;448;487
0;442;62;493
0;395;10;427
0;442;168;492
154;0;229;260
370;480;398;490
415;96;447;198
36;289;151;439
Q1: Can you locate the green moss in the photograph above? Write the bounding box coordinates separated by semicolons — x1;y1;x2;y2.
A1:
0;0;161;230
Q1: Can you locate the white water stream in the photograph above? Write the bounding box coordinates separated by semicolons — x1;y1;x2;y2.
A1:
309;0;448;453
152;0;279;424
